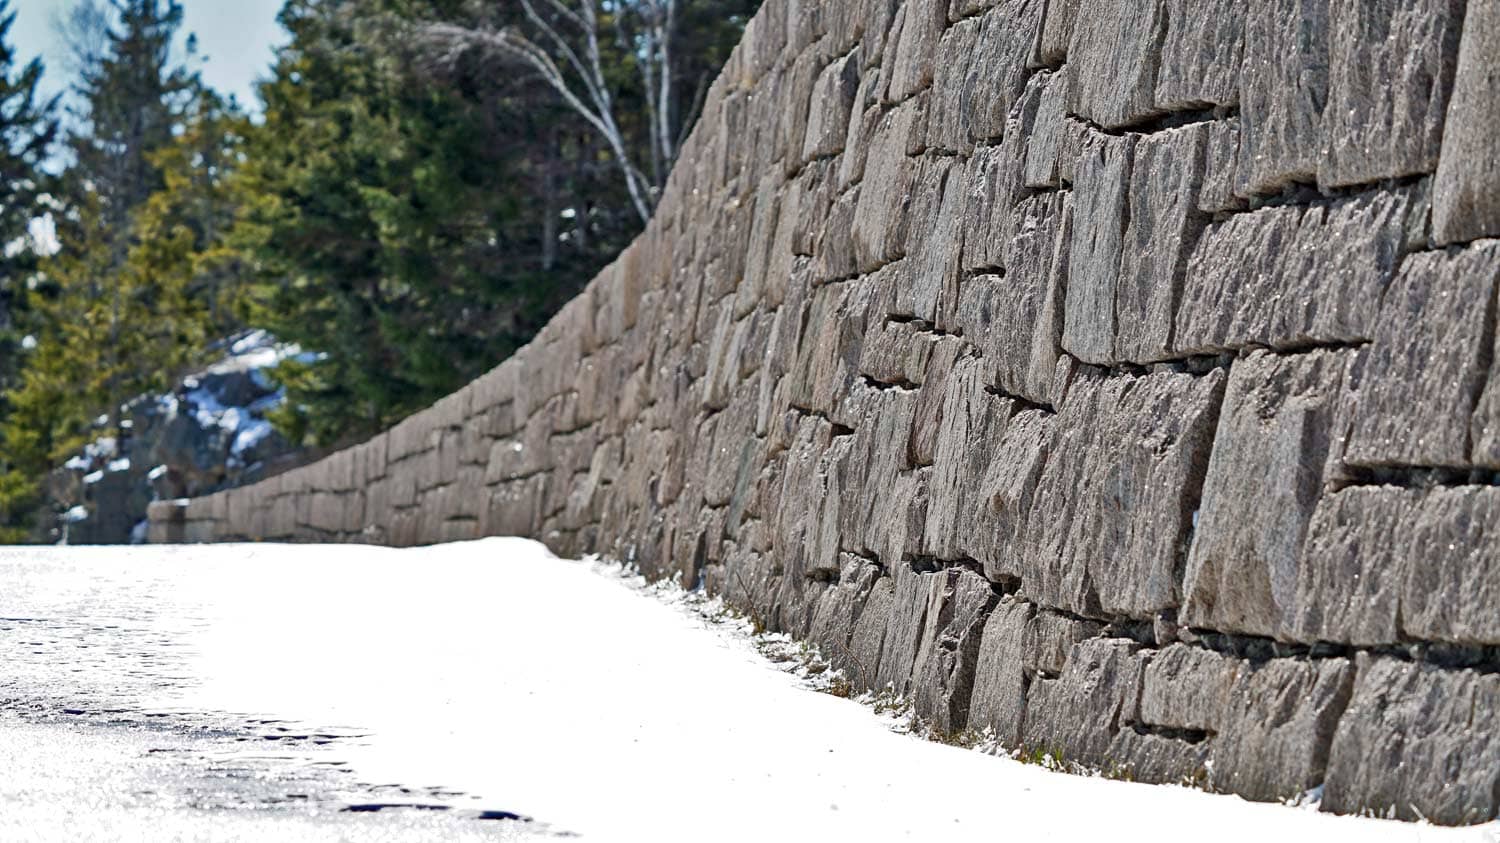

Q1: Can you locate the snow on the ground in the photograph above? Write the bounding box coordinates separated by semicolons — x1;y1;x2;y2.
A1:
135;538;1492;843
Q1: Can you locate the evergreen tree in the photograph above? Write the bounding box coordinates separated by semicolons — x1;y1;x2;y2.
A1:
0;0;202;540
0;0;60;541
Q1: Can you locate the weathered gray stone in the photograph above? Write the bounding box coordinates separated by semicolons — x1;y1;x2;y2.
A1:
1210;657;1354;802
1291;487;1412;647
1021;367;1226;619
1431;0;1500;245
1138;643;1238;733
899;156;966;325
1174;185;1424;354
963;0;1046;143
1346;241;1500;469
875;562;930;692
958;192;1069;404
1062;131;1135;364
1066;0;1166;129
1154;0;1246;110
968;598;1034;744
808;554;882;660
851;99;923;271
884;0;945;102
1236;0;1329;198
1198;118;1245;213
960;135;1027;272
923;358;1013;559
1181;349;1354;638
911;567;999;734
845;574;894;691
1105;728;1210;786
1020;637;1146;764
1324;657;1500;824
923;15;983;154
1037;0;1075;66
1022;70;1066;189
1297;486;1500;648
1023;609;1104;678
970;406;1053;582
1115;123;1209;362
1319;0;1464;189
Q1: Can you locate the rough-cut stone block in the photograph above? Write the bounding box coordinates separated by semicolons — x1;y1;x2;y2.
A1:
1062;131;1135;364
1106;728;1210;786
1210;657;1354;802
884;1;945;102
1138;643;1238;733
1198;118;1245;213
923;359;1013;559
1175;185;1424;354
1066;0;1166;129
1154;0;1245;110
964;0;1046;143
970;407;1053;582
1319;0;1464;189
808;555;881;661
960;137;1027;272
1022;70;1066;189
1355;244;1500;467
1023;609;1103;678
1115;123;1209;362
1431;0;1500;245
845;574;894;691
1297;486;1500;647
1237;0;1330;198
911;568;999;734
1020;638;1146;763
923;15;982;153
958;192;1069;404
1324;657;1500;824
968;598;1034;744
1037;0;1075;65
1021;368;1226;619
899;157;966;325
1181;349;1354;638
852;100;922;271
1291;487;1411;647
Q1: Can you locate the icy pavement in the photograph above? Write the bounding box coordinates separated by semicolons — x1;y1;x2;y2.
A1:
0;539;1496;842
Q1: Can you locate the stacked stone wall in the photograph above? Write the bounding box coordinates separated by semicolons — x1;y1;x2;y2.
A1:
149;0;1500;824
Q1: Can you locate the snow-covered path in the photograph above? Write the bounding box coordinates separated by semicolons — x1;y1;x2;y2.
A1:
1;539;1494;842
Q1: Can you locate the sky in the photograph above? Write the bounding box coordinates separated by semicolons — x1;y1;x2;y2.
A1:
12;0;288;111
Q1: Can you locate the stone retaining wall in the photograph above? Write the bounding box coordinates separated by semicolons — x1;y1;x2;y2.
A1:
149;0;1500;824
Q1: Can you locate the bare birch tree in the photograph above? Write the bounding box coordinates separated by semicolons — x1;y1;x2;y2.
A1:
419;0;683;226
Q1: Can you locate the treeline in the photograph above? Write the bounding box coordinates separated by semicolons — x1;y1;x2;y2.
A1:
0;0;757;541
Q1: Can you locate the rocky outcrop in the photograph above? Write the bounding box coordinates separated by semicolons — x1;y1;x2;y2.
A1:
53;331;305;544
151;0;1500;825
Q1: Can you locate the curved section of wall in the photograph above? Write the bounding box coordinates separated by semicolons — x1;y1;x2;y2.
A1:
150;0;1500;824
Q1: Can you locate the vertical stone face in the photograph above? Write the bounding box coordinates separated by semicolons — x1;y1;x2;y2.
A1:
1181;349;1354;638
1345;242;1500;469
1066;0;1167;129
1237;0;1330;198
1062;131;1135;365
1020;638;1148;764
968;598;1034;744
1295;486;1500;648
1154;0;1246;110
1324;657;1500;825
1115;123;1209;363
1174;185;1424;354
1020;367;1226;620
1210;657;1354;803
1433;0;1500;245
1318;0;1465;189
